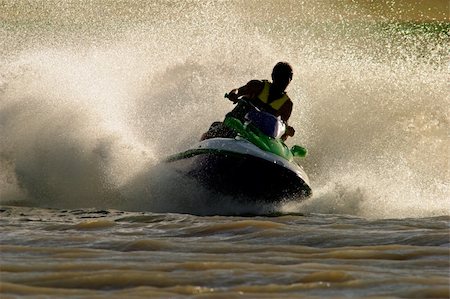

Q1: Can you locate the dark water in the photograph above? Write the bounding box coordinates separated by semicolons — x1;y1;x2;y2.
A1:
1;0;449;297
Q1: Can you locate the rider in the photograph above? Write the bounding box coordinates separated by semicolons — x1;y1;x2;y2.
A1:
201;62;296;140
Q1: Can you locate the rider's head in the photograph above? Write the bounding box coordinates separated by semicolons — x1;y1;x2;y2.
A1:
271;62;293;92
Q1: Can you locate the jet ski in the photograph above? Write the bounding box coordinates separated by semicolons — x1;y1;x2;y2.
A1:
165;99;312;202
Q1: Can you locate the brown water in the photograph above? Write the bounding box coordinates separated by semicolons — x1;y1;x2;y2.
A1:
1;206;449;298
1;0;449;298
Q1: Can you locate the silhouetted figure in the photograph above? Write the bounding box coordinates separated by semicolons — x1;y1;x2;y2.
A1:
201;62;296;141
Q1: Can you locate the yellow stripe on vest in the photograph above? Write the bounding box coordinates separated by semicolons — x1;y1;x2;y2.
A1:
257;81;289;111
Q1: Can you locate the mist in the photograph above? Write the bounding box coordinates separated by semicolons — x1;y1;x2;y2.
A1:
1;0;448;218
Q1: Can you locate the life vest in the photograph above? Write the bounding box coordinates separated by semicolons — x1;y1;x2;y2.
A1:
256;80;290;112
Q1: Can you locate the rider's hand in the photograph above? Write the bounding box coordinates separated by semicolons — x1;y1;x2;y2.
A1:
226;89;239;103
281;126;295;141
286;126;295;137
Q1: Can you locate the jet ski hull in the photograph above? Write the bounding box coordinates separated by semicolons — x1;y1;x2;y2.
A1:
165;138;311;202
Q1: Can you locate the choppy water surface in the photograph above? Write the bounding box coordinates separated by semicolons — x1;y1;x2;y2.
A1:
1;0;449;298
1;206;449;298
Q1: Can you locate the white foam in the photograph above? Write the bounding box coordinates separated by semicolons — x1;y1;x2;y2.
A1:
1;1;448;218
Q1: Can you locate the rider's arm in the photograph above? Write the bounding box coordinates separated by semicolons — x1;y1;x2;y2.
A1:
227;80;263;103
279;100;295;140
279;100;293;123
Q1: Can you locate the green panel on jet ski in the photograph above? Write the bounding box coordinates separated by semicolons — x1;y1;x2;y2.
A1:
223;117;307;161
